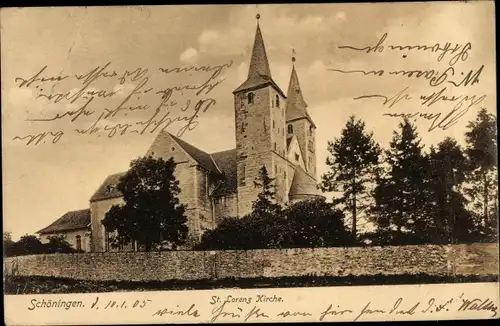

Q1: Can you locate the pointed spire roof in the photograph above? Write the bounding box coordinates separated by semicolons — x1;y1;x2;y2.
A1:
233;16;285;97
248;23;272;79
285;61;315;127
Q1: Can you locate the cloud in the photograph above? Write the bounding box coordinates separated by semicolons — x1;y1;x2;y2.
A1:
335;11;346;22
179;47;199;64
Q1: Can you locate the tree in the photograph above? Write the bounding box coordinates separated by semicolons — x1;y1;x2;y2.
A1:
3;232;16;257
372;119;429;237
252;166;283;217
15;234;44;255
250;165;288;248
424;138;476;243
463;108;498;242
102;156;188;251
281;198;350;248
45;235;78;253
195;217;254;250
320;115;381;242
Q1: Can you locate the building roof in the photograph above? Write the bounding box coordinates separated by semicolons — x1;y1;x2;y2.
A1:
285;65;316;128
89;172;126;202
248;24;271;80
37;209;91;234
288;167;321;197
210;148;238;196
169;133;220;174
233;23;285;97
286;135;293;149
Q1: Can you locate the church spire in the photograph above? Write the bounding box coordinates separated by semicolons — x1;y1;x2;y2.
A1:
286;54;308;118
248;14;272;79
233;13;285;96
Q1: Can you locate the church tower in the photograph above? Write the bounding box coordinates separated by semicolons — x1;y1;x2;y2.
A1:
233;15;288;216
286;56;317;179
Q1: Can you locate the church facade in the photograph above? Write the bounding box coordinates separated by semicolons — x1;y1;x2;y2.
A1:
38;18;321;252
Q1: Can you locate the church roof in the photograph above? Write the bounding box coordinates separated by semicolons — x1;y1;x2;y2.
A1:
89;172;126;202
89;146;238;203
210;148;238;196
286;135;293;149
285;65;316;128
169;133;220;174
233;22;285;97
248;24;271;79
37;209;90;234
288;167;320;197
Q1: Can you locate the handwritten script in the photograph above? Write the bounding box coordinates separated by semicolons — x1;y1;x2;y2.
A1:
12;60;233;146
24;292;498;322
330;32;487;131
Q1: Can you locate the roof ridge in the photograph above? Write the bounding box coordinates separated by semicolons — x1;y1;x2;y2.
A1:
209;154;222;174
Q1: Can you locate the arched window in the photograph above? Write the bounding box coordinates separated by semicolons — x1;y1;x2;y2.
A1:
287;124;293;134
275;95;280;107
76;235;82;251
248;92;255;104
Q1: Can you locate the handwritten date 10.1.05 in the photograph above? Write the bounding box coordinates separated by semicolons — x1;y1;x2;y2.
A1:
90;296;152;310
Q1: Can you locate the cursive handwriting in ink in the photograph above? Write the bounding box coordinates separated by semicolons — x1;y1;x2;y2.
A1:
13;130;64;146
159;61;233;75
354;86;412;108
152;304;200;318
244;306;269;321
318;304;353;321
15;66;70;88
338;32;387;53
103;77;149;119
353;302;386;322
74;63;148;86
457;297;498;317
338;32;472;66
448;65;483;87
420;87;486;109
277;310;313;319
210;301;243;322
327;68;385;76
27;97;95;122
389;298;420;315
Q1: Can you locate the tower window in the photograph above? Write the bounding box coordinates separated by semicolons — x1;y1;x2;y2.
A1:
295;153;299;161
248;92;255;104
274;142;277;151
273;120;275;129
309;125;314;136
276;95;280;108
275;165;278;174
288;124;293;134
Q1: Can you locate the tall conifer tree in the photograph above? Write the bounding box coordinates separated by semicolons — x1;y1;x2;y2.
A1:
464;109;498;241
320;115;381;242
373;119;428;235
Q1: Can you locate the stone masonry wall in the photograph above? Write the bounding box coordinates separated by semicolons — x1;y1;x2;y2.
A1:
4;243;498;282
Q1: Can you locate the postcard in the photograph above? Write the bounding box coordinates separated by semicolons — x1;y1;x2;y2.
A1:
2;2;498;324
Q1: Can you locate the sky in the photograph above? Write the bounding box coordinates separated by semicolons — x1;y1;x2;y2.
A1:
1;2;496;240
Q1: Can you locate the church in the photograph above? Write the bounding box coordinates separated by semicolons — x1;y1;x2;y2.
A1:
37;15;321;252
